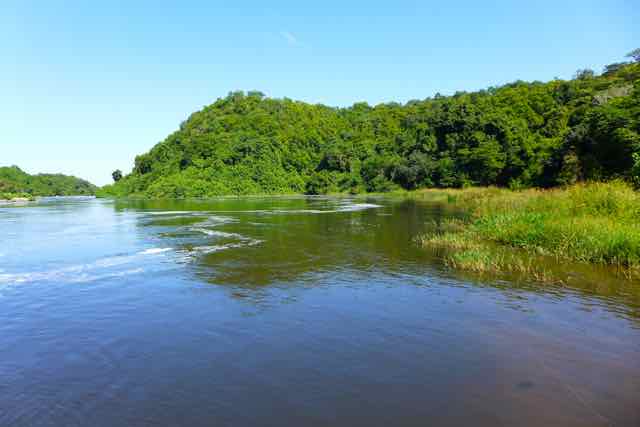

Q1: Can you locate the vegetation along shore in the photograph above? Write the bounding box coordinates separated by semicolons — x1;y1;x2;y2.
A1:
10;52;640;276
94;52;640;276
417;181;640;279
0;166;97;200
99;53;639;198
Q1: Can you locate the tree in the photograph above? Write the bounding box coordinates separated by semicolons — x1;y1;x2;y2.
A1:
626;48;640;63
112;169;123;182
100;51;640;197
574;69;595;80
603;62;630;75
0;166;96;196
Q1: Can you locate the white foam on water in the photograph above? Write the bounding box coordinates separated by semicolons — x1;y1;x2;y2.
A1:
0;268;81;284
182;214;246;242
266;203;382;214
190;228;245;239
272;209;327;214
146;205;381;219
0;247;173;285
138;247;172;255
189;239;263;255
198;215;237;226
145;211;202;216
224;205;381;215
68;268;145;283
336;203;383;212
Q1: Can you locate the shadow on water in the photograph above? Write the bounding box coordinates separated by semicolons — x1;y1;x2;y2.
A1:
116;196;640;322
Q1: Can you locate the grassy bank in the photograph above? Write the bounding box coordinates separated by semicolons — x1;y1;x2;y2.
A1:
418;181;640;278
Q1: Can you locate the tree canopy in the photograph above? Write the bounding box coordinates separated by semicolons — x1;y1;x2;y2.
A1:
112;169;123;182
0;166;97;197
627;48;640;63
99;57;640;198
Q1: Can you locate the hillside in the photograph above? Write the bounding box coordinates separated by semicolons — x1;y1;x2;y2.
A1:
0;166;97;199
100;58;640;198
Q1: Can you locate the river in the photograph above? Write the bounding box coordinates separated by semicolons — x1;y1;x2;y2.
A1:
0;196;638;426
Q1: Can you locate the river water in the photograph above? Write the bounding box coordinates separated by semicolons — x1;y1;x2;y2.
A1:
0;196;638;426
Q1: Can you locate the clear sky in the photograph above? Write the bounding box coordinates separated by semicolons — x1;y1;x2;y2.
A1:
2;1;637;185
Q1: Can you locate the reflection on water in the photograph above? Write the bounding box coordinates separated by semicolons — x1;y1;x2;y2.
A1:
0;196;639;426
120;196;640;319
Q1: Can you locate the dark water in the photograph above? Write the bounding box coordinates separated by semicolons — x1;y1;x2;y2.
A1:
1;196;639;426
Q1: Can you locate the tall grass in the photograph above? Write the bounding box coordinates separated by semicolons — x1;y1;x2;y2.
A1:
419;181;640;273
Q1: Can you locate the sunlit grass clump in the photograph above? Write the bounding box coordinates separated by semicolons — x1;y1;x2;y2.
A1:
418;232;557;282
0;192;34;201
419;181;640;275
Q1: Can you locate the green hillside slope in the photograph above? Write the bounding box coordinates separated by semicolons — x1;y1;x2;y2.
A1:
0;166;97;199
100;58;640;198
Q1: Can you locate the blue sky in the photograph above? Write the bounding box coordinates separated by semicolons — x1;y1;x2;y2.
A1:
2;1;637;185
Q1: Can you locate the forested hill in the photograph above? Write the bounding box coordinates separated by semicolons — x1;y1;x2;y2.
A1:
100;56;640;198
0;166;97;198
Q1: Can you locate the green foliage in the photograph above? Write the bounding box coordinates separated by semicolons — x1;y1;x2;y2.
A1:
633;152;640;185
574;69;595;80
0;192;34;201
626;48;640;63
421;181;640;268
0;166;96;197
102;60;640;198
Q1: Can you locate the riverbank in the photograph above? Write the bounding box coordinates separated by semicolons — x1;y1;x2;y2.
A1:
0;193;35;202
417;181;640;278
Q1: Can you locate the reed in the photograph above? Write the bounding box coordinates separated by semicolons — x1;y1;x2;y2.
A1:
419;181;640;273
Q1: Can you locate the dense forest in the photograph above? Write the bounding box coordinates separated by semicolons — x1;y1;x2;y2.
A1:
100;52;640;198
0;166;97;199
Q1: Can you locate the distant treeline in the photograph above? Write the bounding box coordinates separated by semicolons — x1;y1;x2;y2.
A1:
0;166;97;198
100;51;640;197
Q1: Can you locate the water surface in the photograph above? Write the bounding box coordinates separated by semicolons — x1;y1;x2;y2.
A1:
1;196;639;426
